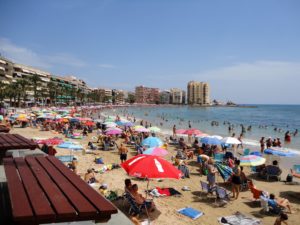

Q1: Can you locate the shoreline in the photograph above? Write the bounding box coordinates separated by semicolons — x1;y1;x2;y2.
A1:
100;107;300;172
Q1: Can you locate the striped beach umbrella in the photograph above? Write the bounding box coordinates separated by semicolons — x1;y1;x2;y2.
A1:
239;155;266;166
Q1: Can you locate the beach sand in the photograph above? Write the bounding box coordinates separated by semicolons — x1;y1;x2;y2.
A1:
10;126;300;225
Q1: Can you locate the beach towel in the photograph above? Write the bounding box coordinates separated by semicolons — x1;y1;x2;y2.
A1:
156;187;182;196
218;211;261;225
177;207;204;220
56;155;74;162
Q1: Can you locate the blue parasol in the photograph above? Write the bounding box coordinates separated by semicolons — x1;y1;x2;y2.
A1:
214;161;234;181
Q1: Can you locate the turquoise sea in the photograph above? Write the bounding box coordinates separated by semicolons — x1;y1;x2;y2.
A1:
108;105;300;153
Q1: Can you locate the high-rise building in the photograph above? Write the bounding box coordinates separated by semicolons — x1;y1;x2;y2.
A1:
160;90;171;104
170;88;185;104
187;81;210;105
112;89;125;104
135;86;159;104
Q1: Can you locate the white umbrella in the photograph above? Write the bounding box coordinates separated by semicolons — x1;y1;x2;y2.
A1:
221;137;241;145
210;135;223;140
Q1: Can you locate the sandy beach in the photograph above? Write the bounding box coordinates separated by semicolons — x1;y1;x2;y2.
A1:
9;123;300;225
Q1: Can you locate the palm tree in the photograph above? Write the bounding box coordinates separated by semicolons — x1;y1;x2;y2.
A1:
0;81;7;103
47;81;58;105
4;82;18;106
15;79;29;107
28;74;42;104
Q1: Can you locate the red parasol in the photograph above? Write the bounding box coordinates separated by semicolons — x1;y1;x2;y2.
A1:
121;154;182;179
183;128;203;136
85;121;95;126
176;129;187;134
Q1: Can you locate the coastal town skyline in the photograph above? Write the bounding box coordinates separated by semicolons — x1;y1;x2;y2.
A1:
1;0;300;104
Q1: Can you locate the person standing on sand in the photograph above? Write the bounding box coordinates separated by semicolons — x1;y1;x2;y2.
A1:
207;158;217;191
173;125;176;138
188;121;191;129
260;137;265;153
118;143;128;163
231;159;242;199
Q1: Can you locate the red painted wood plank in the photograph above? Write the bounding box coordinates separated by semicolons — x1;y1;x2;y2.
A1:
48;156;118;216
14;158;56;223
13;134;37;149
3;158;34;222
35;156;98;219
25;157;77;220
0;135;20;149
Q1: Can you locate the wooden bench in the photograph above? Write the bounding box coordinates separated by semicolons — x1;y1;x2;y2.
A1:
3;156;118;224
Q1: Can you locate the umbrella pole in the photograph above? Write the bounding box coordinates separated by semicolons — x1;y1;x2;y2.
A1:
146;178;149;199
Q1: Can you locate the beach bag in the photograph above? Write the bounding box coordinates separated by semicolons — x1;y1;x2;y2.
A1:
286;174;293;182
95;157;104;164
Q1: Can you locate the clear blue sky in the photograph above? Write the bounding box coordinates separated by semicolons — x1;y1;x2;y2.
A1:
0;0;300;104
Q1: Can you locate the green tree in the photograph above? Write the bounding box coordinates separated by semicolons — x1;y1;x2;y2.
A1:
15;79;29;107
47;81;57;105
0;81;7;103
126;93;135;104
4;82;18;106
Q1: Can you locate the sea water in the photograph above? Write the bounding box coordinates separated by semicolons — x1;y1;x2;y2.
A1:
108;105;300;153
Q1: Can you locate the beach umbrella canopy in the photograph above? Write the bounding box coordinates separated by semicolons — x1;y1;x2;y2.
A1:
210;135;223;140
239;155;266;166
214;161;234;181
121;154;182;179
142;136;163;148
196;133;209;138
135;127;150;133
200;136;222;145
84;121;95;126
148;126;161;133
221;137;241;145
104;117;115;122
103;121;117;126
250;151;263;157
106;130;122;135
143;147;168;156
124;122;134;127
183;128;203;136
176;129;187;134
133;125;144;130
264;148;296;157
105;127;122;132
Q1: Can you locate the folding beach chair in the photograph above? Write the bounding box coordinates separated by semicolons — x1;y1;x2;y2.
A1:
265;166;282;181
200;181;216;198
215;186;231;206
124;192;149;218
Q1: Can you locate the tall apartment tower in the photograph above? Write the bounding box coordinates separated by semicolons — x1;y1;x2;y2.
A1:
187;81;210;105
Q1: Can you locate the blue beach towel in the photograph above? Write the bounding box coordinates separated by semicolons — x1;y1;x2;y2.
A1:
177;207;204;220
56;155;74;162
